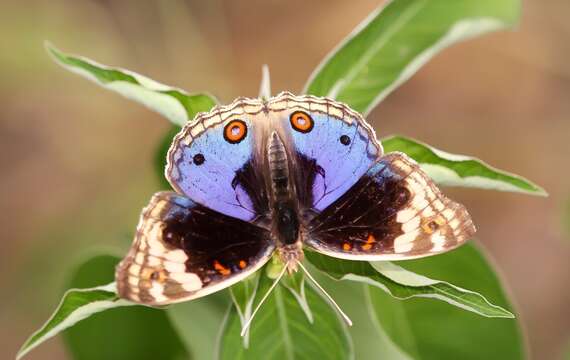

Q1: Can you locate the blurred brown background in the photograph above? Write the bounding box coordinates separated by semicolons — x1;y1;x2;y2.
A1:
1;0;569;359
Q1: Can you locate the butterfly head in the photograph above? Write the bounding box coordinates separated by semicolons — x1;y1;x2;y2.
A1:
277;242;303;274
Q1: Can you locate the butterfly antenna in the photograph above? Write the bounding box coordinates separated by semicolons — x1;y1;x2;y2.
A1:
240;262;289;337
297;261;353;327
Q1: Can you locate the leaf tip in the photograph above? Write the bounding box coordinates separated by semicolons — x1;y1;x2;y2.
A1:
44;41;66;66
531;186;549;197
16;333;38;360
514;182;549;197
43;40;54;51
15;346;29;360
494;307;516;319
44;40;58;55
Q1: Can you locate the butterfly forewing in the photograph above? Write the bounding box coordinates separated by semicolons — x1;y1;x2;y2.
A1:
116;192;274;305
305;152;476;260
166;98;270;222
267;94;381;213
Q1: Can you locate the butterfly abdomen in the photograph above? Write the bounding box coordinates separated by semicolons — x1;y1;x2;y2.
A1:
267;132;301;248
267;131;290;201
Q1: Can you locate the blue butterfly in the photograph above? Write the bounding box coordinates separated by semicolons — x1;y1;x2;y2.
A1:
115;92;475;328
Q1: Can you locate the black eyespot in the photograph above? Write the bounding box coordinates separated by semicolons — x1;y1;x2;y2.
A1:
340;135;351;145
150;271;160;280
193;153;205;165
428;221;440;231
394;187;410;205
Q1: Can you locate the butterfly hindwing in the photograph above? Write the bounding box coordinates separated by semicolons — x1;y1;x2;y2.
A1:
116;192;274;305
166;98;269;222
305;152;476;260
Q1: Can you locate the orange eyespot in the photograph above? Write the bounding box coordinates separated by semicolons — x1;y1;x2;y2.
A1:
290;111;314;133
224;119;248;144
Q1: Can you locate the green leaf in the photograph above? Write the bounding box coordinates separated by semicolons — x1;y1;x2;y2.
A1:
155;124;183;189
17;254;189;360
166;292;229;360
304;0;520;115
219;270;353;359
230;273;262;326
16;283;127;360
367;243;525;359
229;272;263;345
230;264;313;347
46;42;217;126
305;250;513;318
304;268;412;359
281;270;313;325
62;255;188;360
383;135;546;196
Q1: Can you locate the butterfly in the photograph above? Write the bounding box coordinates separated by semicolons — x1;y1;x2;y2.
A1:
115;92;475;321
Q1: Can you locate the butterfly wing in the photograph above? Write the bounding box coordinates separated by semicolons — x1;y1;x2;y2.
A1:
116;192;274;305
268;93;380;215
305;153;475;260
166;98;269;222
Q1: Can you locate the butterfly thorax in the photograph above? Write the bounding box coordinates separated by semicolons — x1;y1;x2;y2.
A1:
267;131;303;270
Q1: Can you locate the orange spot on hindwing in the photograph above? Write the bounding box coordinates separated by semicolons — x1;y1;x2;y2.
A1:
239;260;247;269
214;260;231;276
342;243;352;251
361;234;376;251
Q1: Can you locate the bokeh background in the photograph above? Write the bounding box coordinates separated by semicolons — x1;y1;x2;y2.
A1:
1;0;569;359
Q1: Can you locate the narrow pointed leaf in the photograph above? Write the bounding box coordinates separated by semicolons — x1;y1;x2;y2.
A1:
383;135;546;195
62;255;188;360
219;271;353;359
229;272;262;345
264;256;314;321
17;283;131;360
305;250;512;318
281;271;313;324
46;42;217;126
18;254;189;360
366;243;525;359
304;0;520;115
370;261;513;318
230;273;262;324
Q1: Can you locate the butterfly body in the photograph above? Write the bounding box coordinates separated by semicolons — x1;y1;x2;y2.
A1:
267;131;304;270
116;92;475;305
